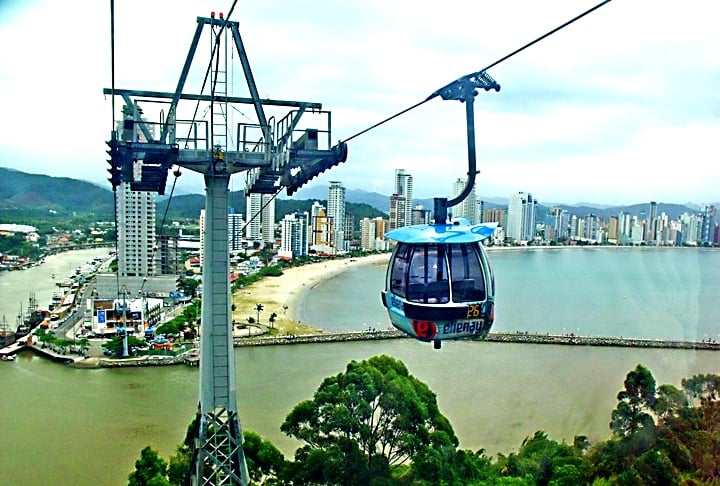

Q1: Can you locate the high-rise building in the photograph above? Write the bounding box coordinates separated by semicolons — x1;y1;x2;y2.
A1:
279;212;309;259
245;193;275;244
327;181;346;253
583;214;601;242
451;178;477;223
360;217;389;251
411;204;431;225
228;209;245;252
484;208;505;227
647;201;659;243
548;207;570;242
360;217;377;251
700;205;716;244
680;212;702;245
389;194;407;231
506;192;537;243
344;213;355;248
310;201;331;248
116;182;157;277
477;200;485;223
200;208;247;265
394;169;413;227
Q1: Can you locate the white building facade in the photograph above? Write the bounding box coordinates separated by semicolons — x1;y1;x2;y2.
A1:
451;178;477;223
327;181;346;253
116;182;157;277
279;212;310;259
245;193;275;244
394;169;413;228
506;191;537;243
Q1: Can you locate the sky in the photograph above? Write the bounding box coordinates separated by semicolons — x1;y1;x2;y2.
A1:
0;0;718;206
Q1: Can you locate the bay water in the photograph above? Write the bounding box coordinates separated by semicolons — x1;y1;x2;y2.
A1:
1;247;720;486
300;247;720;341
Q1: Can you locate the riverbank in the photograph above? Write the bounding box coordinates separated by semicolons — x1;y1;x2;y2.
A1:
231;253;391;334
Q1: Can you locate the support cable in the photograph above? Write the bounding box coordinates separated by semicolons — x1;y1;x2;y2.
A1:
341;0;611;144
109;0;122;299
240;188;282;235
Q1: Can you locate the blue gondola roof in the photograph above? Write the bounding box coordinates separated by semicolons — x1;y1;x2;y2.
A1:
385;219;497;244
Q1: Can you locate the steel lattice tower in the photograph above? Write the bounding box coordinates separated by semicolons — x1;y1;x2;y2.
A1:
105;14;347;485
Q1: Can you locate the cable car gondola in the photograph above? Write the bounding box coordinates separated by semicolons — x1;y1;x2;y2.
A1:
381;219;496;349
380;67;502;349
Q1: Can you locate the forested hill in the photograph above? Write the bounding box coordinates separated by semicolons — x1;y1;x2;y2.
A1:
0;167;386;224
157;192;387;224
0;166;703;224
0;167;114;219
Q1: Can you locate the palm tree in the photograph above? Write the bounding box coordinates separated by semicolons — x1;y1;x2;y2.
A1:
255;303;264;324
268;312;277;330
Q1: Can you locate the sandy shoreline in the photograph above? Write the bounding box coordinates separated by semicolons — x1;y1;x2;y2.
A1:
232;253;391;334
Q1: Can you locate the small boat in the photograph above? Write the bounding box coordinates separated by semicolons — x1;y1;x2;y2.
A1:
1;354;16;362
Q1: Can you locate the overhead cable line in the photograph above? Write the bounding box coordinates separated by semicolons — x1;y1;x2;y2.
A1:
239;188;283;235
342;0;612;144
109;0;123;297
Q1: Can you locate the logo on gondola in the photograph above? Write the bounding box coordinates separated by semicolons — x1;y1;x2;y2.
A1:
412;320;437;341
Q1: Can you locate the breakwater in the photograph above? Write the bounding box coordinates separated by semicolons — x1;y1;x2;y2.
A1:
485;332;720;351
12;331;718;369
233;329;407;347
233;330;720;351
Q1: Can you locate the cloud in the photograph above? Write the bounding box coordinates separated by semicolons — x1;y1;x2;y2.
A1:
0;0;717;206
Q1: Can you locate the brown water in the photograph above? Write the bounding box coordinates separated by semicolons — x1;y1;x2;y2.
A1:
0;248;110;326
2;248;720;485
2;339;720;486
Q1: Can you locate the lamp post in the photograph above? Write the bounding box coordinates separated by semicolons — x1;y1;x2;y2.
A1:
120;286;129;358
90;289;98;334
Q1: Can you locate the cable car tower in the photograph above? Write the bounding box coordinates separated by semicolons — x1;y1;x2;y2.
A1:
105;12;346;485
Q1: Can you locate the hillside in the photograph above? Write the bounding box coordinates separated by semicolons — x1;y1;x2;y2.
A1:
158;192;387;224
0;167;115;219
0;166;706;225
0;167;386;225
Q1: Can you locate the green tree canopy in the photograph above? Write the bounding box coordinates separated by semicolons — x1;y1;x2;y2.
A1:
178;278;200;298
610;364;656;437
281;355;458;483
128;446;170;486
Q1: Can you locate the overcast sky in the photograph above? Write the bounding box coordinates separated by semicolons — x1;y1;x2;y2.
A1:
0;0;717;206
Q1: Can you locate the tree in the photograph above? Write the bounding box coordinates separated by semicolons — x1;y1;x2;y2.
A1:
682;373;720;406
178;277;199;298
242;430;288;483
181;300;201;325
103;335;147;357
281;355;458;483
653;384;688;420
255;303;264;324
268;312;277;330
610;364;656;437
128;446;170;486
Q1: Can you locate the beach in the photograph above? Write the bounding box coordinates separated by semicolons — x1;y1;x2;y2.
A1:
231;253;391;334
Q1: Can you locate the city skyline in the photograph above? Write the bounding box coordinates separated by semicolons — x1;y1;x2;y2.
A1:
0;1;717;206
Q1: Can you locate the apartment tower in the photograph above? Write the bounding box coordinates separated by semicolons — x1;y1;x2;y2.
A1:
116;182;157;277
507;192;537;243
327;181;346;253
394;169;413;228
245;193;275;245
